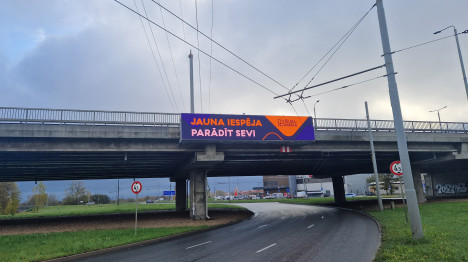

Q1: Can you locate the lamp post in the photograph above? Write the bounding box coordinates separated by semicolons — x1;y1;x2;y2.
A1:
434;26;468;102
429;106;447;130
313;100;320;128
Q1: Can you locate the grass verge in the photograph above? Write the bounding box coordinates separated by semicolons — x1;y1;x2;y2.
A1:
0;226;208;262
368;201;468;262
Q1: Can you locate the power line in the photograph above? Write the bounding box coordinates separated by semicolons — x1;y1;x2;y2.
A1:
148;0;289;92
304;73;390;99
134;0;176;112
389;30;468;55
156;0;186;111
140;0;180;112
290;4;376;92
115;0;282;97
195;0;203;112
275;64;386;99
208;0;214;113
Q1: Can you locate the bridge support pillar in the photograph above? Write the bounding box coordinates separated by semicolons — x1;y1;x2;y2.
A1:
190;169;208;220
332;176;346;205
411;166;426;203
175;178;187;212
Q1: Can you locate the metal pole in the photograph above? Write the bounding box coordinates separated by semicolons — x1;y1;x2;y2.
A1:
365;102;383;211
135;193;138;235
189;51;195;114
376;0;423;239
313;100;320;129
453;27;468;102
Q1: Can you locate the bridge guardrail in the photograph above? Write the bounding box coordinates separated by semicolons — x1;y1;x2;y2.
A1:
0;107;180;127
1;107;467;133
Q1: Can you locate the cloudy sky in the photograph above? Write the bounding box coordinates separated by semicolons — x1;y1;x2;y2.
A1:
2;0;468;121
3;0;468;201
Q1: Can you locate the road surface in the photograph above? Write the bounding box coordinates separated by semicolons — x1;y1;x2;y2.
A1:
76;202;380;262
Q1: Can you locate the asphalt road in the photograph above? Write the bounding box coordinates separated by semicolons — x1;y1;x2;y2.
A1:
76;203;380;262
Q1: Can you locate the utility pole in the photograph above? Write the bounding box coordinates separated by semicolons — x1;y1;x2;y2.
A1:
376;0;423;239
365;102;383;211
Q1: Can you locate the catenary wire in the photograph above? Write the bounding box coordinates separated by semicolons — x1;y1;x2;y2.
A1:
156;0;186;111
149;0;289;92
195;0;203;112
134;0;177;112
390;30;468;55
140;0;180;112
290;4;376;92
208;0;214;113
275;64;386;99
115;0;282;97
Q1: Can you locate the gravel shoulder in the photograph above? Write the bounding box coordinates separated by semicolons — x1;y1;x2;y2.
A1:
0;209;253;236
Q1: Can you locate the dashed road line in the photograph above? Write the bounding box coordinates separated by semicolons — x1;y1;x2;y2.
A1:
256;243;277;253
307;224;315;228
257;224;268;229
186;241;212;250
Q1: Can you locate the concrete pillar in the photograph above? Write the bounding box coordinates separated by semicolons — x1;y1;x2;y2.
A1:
175;178;187;212
332;176;346;205
411;166;426;203
190;169;208;220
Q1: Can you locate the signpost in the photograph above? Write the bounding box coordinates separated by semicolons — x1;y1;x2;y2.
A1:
131;181;142;235
389;161;408;222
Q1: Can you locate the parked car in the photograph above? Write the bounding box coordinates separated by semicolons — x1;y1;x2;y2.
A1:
345;193;356;198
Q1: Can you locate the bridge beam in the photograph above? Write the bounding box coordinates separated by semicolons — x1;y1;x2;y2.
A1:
332;176;346;205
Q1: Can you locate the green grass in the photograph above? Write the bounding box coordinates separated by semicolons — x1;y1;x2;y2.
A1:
1;203;246;220
369;201;468;262
0;226;208;262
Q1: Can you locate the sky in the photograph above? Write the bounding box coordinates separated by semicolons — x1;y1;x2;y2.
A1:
2;0;468;201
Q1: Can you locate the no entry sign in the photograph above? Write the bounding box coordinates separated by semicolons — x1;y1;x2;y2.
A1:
390;161;403;176
131;181;142;194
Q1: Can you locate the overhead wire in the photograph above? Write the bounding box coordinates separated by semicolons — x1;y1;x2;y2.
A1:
140;0;180;112
390;30;468;55
114;0;282;97
156;0;186;111
177;0;189;55
290;4;376;93
148;0;289;92
194;0;203;112
133;0;177;112
208;0;214;113
275;64;386;99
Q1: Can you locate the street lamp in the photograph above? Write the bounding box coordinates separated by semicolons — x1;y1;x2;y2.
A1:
313;100;320;128
434;26;468;102
429;105;447;130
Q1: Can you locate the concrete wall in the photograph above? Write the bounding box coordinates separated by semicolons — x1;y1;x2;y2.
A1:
429;172;468;197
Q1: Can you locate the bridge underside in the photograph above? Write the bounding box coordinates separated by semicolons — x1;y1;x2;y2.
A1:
0;149;457;182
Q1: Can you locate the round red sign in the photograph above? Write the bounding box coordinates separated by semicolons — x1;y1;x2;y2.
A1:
131;181;142;194
390;161;403;176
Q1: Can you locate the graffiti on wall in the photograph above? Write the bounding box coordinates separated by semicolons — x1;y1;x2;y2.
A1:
435;183;468;194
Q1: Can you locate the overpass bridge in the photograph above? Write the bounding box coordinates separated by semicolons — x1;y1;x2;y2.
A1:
1;107;468;218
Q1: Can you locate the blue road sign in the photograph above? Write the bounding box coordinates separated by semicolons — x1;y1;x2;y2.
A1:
163;191;175;196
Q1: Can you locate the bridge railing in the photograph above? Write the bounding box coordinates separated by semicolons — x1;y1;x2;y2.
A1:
1;107;467;133
316;118;468;133
0;107;180;127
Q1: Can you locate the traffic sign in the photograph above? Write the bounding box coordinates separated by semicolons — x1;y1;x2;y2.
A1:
163;191;175;196
390;161;403;176
131;181;142;194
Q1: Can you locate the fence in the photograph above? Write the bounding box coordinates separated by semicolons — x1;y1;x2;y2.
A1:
1;107;467;133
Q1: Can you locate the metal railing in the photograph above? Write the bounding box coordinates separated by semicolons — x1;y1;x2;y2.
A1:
1;107;467;133
0;107;180;127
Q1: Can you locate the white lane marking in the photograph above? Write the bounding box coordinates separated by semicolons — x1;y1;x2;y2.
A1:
257;224;268;228
186;241;212;250
322;216;325;219
307;224;315;229
256;243;277;253
281;216;288;220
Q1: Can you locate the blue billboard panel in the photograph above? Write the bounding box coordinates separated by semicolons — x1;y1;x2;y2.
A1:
180;113;315;142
